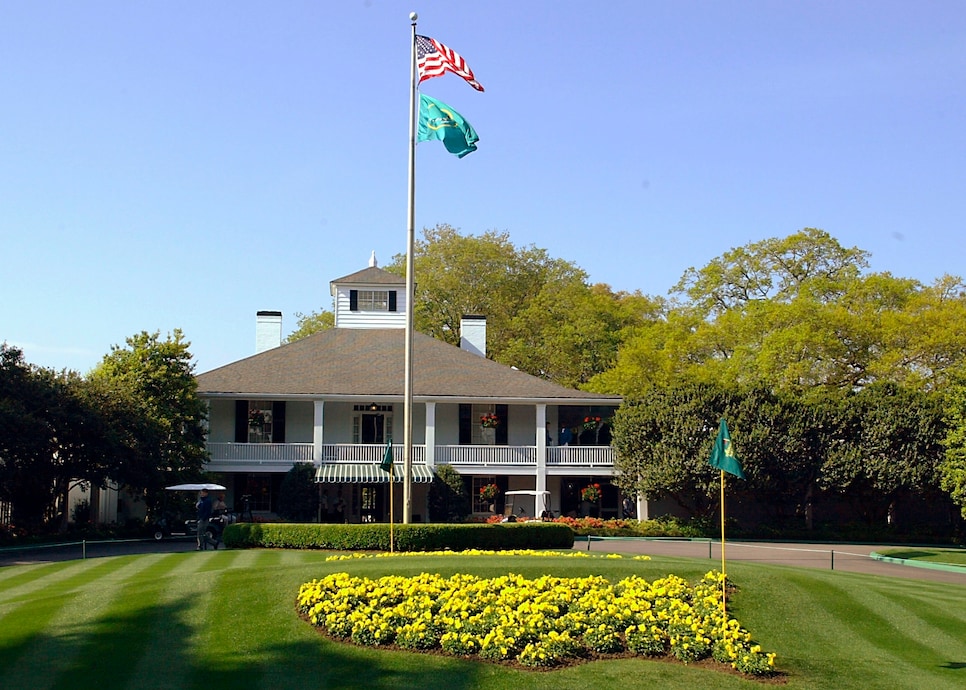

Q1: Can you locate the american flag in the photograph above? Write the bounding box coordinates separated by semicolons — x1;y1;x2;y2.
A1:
415;35;484;92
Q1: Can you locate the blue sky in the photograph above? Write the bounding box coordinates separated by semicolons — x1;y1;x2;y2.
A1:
2;1;964;375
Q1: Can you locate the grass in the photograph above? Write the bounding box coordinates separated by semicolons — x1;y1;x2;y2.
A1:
876;547;966;567
1;549;965;690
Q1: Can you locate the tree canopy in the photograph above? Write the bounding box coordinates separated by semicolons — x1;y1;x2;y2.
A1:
591;228;966;398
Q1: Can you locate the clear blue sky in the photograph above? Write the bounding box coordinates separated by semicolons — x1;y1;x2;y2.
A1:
3;1;964;375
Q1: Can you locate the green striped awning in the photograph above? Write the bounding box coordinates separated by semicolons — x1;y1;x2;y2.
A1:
314;464;435;484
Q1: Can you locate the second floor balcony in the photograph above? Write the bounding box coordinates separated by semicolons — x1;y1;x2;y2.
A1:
205;442;614;472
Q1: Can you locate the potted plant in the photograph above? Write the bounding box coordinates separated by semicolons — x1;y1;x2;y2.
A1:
248;409;266;428
479;483;499;501
580;483;602;503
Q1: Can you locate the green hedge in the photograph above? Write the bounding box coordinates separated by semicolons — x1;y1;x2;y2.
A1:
221;522;574;552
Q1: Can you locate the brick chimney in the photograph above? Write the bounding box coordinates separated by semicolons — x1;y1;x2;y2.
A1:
255;311;283;353
460;315;486;357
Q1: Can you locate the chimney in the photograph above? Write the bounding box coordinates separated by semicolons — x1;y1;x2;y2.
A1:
256;311;283;353
460;315;486;357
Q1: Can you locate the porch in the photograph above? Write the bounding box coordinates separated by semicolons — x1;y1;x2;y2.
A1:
204;442;614;472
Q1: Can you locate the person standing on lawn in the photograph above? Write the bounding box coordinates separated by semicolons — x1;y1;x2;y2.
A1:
196;488;213;550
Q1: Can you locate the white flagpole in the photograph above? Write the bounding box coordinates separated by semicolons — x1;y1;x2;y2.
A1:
402;12;418;524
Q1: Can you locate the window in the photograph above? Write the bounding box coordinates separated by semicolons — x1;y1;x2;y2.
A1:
473;404;498;445
247;402;273;443
352;404;393;444
473;476;498;513
358;290;389;311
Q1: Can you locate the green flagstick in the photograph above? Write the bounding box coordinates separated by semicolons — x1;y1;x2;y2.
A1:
381;437;394;552
708;419;744;632
720;469;727;627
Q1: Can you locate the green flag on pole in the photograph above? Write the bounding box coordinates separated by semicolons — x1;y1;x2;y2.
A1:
417;93;479;158
380;438;393;474
709;419;745;479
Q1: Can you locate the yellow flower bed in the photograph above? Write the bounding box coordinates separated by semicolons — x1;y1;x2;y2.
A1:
323;548;650;562
297;568;776;675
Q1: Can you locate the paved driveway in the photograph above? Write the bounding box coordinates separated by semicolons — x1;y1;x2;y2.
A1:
577;537;966;585
3;535;965;585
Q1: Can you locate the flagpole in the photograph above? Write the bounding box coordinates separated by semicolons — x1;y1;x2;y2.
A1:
720;469;727;626
389;458;395;552
402;12;418;524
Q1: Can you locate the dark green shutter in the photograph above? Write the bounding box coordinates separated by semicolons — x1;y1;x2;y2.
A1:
458;404;471;445
389;291;397;312
496;404;509;445
235;400;248;442
272;401;286;443
349;290;358;311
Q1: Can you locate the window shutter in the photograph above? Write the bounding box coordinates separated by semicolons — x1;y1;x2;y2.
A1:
349;290;358;311
235;400;248;442
388;291;397;312
458;404;471;445
496;404;509;445
272;401;286;443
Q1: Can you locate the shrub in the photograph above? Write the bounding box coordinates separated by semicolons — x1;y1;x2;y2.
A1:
222;521;575;551
427;464;471;522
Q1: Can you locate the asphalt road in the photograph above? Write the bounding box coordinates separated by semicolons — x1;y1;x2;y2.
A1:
3;535;965;585
577;536;966;585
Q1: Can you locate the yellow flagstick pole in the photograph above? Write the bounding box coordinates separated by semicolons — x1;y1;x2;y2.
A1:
720;468;727;628
389;461;395;553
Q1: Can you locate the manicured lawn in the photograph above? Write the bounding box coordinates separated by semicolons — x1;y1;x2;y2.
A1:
877;547;966;567
1;549;964;689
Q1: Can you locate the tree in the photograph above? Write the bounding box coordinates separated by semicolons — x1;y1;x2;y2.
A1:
89;330;208;513
502;282;660;388
940;374;966;519
287;309;335;343
428;463;470;522
819;383;946;526
0;346;128;529
0;345;62;526
278;463;319;521
387;224;652;385
611;382;732;517
598;230;966;399
612;381;839;529
672;227;868;316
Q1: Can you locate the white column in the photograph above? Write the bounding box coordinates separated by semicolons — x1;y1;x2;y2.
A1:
535;404;547;498
313;401;325;463
424;401;436;468
636;496;649;521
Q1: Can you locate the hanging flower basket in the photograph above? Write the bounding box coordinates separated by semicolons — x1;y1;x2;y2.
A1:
480;412;500;429
248;410;266;428
582;415;602;431
581;483;602;502
479;483;499;501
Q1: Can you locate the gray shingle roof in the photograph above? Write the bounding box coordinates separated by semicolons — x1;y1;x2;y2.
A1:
196;328;620;403
329;266;404;286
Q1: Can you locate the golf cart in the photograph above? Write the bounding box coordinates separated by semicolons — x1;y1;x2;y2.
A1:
502;490;552;522
152;483;235;542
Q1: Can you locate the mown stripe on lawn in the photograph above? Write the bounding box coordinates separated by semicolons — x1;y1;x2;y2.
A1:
0;556;166;690
186;564;272;688
785;572;959;688
43;555;194;690
121;557;218;690
870;586;966;661
0;560;74;586
0;555;133;606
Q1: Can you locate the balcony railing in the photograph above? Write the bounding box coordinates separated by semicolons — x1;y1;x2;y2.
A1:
206;442;314;468
205;442;613;469
435;445;537;466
